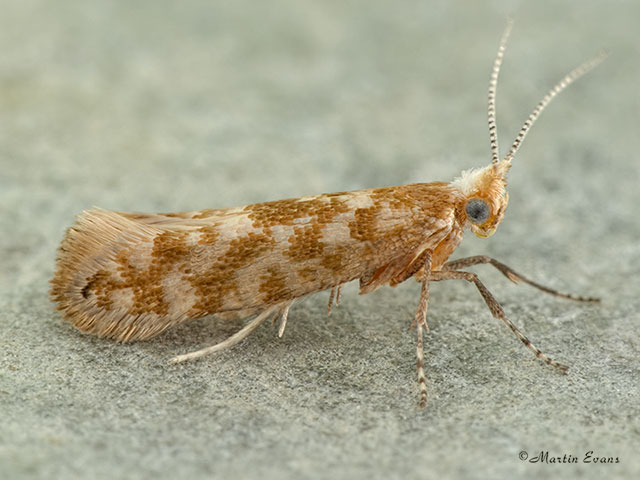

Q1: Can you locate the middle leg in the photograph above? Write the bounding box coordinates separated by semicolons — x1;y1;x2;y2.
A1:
431;269;569;373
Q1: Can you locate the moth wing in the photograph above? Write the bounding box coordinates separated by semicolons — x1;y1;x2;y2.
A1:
51;184;458;342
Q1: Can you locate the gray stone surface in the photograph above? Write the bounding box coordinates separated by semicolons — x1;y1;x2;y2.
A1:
1;1;639;479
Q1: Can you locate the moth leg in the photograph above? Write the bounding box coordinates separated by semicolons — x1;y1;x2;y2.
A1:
416;320;428;409
169;306;279;364
278;302;293;338
328;287;337;315
413;253;432;409
442;255;599;303
431;270;569;373
327;285;343;315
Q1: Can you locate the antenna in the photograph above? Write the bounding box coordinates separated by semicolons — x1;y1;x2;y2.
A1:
504;51;607;162
488;19;514;164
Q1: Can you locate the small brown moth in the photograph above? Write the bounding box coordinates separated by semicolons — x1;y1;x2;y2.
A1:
51;22;603;408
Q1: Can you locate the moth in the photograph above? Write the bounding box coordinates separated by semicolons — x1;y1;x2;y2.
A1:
51;22;603;408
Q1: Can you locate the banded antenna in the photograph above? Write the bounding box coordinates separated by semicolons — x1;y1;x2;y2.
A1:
487;20;607;164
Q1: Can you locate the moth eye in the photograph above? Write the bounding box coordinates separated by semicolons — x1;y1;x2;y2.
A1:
465;198;491;224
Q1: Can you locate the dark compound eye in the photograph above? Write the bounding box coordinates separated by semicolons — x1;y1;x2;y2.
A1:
465;198;491;224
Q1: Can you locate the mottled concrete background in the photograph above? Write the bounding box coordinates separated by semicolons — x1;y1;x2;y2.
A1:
1;1;639;479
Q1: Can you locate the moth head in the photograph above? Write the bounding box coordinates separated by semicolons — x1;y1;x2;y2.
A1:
451;160;510;238
453;20;604;238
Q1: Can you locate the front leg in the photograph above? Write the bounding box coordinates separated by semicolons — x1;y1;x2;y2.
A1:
414;251;433;409
442;255;599;303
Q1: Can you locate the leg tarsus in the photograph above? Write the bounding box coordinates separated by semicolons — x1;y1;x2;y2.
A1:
416;322;427;409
